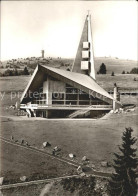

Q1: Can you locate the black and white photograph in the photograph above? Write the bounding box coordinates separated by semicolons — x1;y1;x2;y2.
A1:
0;1;137;195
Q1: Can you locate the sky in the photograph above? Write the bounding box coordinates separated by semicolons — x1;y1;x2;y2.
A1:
1;1;137;61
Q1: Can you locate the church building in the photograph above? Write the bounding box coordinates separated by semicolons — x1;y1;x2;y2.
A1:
20;14;122;118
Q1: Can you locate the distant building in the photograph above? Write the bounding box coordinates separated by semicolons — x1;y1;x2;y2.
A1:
20;14;122;118
41;50;45;58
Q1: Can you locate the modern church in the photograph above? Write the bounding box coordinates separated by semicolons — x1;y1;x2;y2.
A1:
20;14;122;118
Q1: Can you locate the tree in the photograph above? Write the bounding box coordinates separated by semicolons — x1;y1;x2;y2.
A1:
9;70;13;76
60;62;64;67
130;68;138;74
14;69;18;76
108;127;137;196
111;71;115;76
98;63;106;74
122;70;125;74
23;67;29;75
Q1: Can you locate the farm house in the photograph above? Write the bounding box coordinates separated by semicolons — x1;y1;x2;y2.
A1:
20;14;122;118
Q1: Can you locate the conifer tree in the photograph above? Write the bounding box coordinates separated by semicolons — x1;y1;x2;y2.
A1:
99;63;106;74
23;67;29;75
108;127;137;196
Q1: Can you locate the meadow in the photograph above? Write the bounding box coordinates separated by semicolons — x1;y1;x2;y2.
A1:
0;139;76;184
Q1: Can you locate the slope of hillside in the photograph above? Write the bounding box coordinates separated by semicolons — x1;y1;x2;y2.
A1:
94;57;137;74
1;57;137;75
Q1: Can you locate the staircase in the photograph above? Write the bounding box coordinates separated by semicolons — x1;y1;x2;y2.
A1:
67;105;113;118
67;106;93;118
68;110;90;118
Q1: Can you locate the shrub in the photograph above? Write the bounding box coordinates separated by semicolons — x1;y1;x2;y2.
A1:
111;71;114;76
60;62;64;67
61;176;96;195
14;69;18;76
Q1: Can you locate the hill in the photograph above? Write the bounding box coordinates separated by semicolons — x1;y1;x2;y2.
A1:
94;57;137;74
0;57;137;75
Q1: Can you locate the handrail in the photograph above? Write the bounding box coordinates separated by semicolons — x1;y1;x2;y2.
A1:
20;104;112;109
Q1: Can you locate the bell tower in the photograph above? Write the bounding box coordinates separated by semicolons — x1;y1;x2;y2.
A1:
72;12;96;80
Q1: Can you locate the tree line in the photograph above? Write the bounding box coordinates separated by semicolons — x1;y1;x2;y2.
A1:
0;67;30;77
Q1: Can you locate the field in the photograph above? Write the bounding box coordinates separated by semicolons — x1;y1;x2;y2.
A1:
0;58;138;194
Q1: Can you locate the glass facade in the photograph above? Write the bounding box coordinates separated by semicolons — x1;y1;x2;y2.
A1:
32;93;47;105
31;84;109;106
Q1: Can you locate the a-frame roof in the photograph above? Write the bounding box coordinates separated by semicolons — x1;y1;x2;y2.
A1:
20;64;114;104
42;65;113;100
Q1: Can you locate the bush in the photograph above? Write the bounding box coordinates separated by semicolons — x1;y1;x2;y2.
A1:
111;71;114;76
61;176;96;195
3;69;13;76
14;69;18;76
60;62;64;67
130;67;138;74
